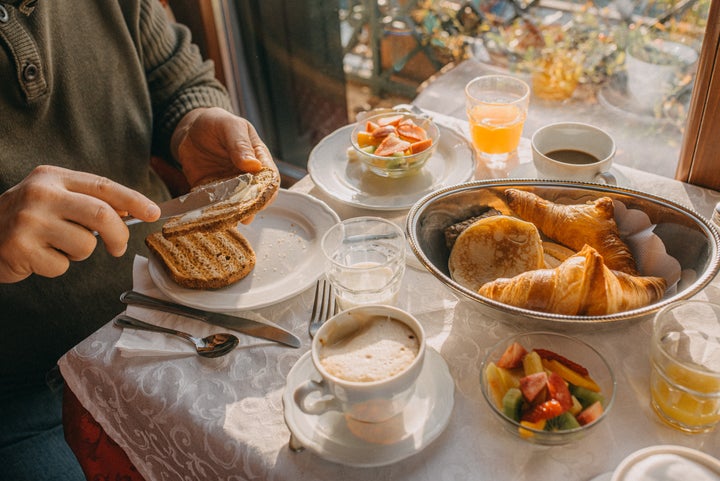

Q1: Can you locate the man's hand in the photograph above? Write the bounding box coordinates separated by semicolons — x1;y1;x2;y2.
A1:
171;107;278;187
0;165;160;283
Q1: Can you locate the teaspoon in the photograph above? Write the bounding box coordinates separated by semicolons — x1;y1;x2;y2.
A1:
114;315;239;358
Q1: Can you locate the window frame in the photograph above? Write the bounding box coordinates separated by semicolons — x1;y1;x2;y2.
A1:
676;0;720;190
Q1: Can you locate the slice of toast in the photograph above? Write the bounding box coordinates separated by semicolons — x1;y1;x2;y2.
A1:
146;228;255;290
161;168;280;238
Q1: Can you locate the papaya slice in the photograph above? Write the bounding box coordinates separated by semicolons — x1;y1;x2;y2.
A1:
398;119;428;141
542;359;601;392
409;138;433;154
371;125;397;140
376;114;404;127
365;120;380;132
374;134;411;156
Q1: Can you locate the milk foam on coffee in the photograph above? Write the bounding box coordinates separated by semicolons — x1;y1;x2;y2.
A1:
319;316;419;382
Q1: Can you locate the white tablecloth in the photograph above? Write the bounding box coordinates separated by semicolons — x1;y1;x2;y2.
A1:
59;115;720;481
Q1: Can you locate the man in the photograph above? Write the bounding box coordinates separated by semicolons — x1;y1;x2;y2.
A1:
0;1;277;478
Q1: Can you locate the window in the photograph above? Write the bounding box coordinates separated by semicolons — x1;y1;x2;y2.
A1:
341;0;714;182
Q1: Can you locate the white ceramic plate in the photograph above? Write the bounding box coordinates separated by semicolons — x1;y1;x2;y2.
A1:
148;190;340;312
283;347;454;468
613;445;720;481
308;123;476;211
508;162;632;188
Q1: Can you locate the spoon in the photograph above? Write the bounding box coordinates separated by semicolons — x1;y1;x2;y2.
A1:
114;315;239;358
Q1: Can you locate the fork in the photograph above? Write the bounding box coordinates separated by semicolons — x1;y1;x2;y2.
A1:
308;278;337;338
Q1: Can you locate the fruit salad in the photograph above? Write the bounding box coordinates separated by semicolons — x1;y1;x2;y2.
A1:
484;341;607;438
355;114;433;159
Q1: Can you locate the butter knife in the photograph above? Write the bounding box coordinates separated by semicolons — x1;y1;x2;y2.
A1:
123;173;253;226
119;290;301;348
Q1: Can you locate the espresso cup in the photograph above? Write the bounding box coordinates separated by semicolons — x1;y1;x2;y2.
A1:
531;122;616;184
293;305;425;423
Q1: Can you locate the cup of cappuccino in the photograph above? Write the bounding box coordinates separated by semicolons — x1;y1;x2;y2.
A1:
531;122;616;184
293;305;425;423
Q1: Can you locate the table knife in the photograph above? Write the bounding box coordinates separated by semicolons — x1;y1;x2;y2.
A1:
119;290;301;348
123;173;253;226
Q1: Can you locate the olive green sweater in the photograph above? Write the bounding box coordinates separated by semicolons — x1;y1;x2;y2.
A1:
0;0;232;396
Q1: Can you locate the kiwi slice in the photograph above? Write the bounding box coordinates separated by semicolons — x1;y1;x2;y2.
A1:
502;388;524;422
570;385;605;408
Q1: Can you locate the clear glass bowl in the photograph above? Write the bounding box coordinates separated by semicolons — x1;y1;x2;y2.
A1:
480;331;616;445
350;112;440;178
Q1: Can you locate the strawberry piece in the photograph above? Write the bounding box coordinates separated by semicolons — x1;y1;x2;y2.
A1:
522;399;565;423
374;134;411;156
519;372;547;403
534;348;589;376
576;401;604;426
497;342;528;369
547;372;573;410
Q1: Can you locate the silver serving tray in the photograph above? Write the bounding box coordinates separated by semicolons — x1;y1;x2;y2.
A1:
406;179;720;328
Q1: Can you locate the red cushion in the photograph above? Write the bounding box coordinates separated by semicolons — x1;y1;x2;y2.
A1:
63;388;146;481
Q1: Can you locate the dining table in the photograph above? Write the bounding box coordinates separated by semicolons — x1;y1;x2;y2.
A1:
58;109;720;481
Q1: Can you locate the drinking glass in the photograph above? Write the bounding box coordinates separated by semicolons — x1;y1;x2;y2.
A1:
465;75;530;164
650;300;720;433
321;217;406;310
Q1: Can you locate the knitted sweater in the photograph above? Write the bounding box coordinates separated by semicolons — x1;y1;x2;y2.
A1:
0;0;232;395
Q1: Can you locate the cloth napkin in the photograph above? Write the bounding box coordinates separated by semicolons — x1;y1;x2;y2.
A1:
613;200;683;292
114;255;277;357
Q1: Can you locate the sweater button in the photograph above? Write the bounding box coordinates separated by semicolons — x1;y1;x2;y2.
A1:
0;5;9;23
23;63;39;82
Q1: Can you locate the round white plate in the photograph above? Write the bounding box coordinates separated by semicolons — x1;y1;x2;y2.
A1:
148;190;340;312
507;162;632;188
308;123;476;211
613;445;720;481
283;347;454;467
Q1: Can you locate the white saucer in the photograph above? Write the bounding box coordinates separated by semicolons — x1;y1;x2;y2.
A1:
283;347;454;467
308;123;475;211
507;162;632;188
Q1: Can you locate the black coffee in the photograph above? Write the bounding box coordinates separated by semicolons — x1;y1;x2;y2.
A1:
545;149;599;164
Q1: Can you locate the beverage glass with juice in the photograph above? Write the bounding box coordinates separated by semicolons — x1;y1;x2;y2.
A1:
650;300;720;433
465;75;530;164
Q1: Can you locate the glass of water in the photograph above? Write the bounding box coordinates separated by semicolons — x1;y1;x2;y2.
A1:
321;217;406;310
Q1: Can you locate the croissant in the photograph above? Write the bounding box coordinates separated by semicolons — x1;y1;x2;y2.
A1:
505;189;638;275
478;245;667;316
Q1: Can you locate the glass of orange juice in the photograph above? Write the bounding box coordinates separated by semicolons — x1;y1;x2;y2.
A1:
650;300;720;433
465;75;530;163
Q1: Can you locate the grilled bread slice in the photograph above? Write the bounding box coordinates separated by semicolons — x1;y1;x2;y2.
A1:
161;168;280;238
146;228;255;290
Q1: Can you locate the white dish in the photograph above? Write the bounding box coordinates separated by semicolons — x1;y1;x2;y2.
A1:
612;445;720;481
148;190;340;312
308;123;476;211
508;162;632;188
283;347;454;467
